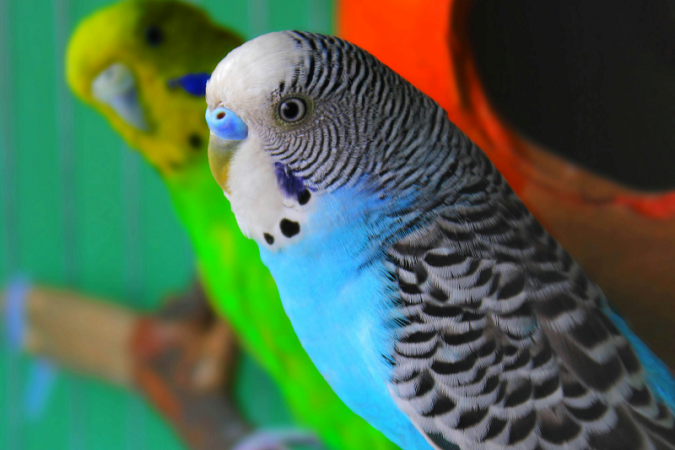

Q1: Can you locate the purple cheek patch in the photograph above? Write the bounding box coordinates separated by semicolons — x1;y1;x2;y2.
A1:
275;163;311;203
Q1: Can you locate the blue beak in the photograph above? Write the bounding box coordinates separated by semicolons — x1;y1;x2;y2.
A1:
205;107;248;141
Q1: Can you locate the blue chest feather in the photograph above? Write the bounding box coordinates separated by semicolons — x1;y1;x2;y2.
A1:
258;187;436;450
256;185;674;450
606;309;675;410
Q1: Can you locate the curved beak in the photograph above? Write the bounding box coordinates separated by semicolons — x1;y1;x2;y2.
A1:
91;63;149;131
206;106;248;192
208;134;241;192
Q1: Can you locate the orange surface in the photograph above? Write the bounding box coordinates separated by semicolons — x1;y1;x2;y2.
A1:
338;0;675;366
339;0;675;219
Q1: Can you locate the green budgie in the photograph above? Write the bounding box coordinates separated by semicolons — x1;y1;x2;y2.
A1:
205;31;675;450
66;3;398;450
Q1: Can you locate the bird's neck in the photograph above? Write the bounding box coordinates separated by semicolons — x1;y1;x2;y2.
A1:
163;158;242;267
166;158;227;218
360;97;483;218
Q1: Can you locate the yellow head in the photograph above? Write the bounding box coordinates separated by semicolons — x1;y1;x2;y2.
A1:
66;0;243;176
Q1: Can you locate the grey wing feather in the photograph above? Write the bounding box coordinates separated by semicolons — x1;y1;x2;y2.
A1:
386;147;675;450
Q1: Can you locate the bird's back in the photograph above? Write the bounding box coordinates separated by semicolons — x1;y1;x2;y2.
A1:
385;127;675;450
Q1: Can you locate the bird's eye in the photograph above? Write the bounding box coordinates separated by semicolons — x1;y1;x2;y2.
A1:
144;25;163;46
279;98;307;123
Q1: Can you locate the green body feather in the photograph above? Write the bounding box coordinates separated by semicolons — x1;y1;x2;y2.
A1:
66;2;398;450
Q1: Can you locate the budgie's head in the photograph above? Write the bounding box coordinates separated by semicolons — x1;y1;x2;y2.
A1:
67;0;243;177
206;31;445;248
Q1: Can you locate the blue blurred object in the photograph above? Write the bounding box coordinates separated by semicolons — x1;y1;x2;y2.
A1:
24;360;57;421
234;428;324;450
4;276;59;420
5;275;31;349
168;72;211;96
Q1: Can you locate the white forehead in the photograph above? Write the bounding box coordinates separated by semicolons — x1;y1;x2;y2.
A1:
206;31;303;112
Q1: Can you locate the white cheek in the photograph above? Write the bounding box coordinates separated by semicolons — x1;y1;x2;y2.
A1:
226;135;313;250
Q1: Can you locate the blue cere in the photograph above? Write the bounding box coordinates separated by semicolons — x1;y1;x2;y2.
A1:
168;72;211;96
205;107;248;141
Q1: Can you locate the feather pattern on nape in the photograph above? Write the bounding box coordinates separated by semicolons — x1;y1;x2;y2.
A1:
386;142;675;450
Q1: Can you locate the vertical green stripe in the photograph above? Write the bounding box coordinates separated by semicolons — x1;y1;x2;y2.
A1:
54;0;76;285
0;0;19;445
268;0;307;33
13;0;65;286
14;0;70;446
202;0;249;41
121;144;146;450
248;0;269;37
139;165;194;308
0;0;16;279
52;1;86;449
69;2;131;446
122;146;143;310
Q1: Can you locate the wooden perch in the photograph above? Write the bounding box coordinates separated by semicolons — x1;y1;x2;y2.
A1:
1;280;252;450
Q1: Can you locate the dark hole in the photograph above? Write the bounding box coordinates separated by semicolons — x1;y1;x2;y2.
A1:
216;112;225;119
467;0;675;190
144;25;164;47
264;233;275;245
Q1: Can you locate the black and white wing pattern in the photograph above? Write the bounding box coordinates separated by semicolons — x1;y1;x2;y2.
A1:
386;159;675;450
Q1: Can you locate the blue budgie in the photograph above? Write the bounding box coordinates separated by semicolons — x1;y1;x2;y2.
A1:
204;31;675;450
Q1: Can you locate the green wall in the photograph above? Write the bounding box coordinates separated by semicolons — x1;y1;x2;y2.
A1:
0;0;334;448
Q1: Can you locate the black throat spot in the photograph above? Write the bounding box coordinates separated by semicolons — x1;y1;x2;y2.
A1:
280;219;300;238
